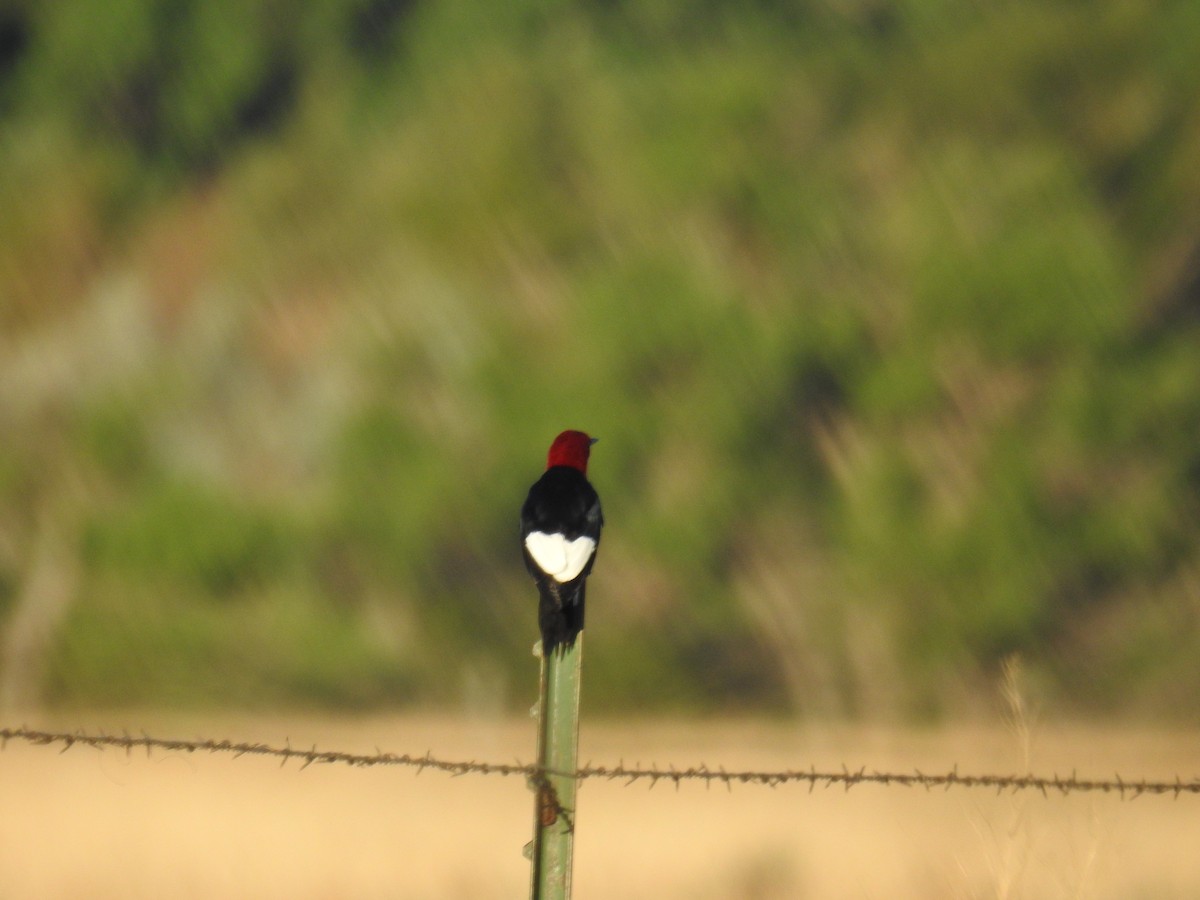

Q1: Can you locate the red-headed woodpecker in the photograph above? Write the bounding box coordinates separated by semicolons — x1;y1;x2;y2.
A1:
521;430;603;656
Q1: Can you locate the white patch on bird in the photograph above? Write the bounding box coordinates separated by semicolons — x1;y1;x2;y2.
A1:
524;531;596;583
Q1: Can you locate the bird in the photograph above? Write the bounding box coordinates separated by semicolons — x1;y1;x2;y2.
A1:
521;430;603;657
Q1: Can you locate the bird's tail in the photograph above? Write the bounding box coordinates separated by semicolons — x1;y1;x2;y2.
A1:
538;579;586;657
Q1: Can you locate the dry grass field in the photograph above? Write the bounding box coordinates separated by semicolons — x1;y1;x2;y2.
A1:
1;712;1198;898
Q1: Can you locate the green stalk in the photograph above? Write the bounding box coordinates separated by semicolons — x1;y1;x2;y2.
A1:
528;636;582;899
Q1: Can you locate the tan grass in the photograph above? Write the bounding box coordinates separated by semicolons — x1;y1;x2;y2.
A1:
0;712;1197;898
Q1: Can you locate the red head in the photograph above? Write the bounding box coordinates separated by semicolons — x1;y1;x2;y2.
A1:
546;430;597;474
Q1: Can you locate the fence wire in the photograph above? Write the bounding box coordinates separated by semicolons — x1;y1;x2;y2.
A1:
3;726;1198;799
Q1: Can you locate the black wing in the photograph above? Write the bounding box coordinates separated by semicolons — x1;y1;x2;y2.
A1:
520;466;603;549
521;465;602;654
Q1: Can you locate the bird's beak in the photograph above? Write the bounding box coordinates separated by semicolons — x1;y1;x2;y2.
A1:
589;437;599;445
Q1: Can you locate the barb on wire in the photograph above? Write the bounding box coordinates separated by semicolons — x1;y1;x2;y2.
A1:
2;726;1198;799
0;726;530;778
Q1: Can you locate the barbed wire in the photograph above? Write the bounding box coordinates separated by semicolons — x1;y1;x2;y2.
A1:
3;726;1198;799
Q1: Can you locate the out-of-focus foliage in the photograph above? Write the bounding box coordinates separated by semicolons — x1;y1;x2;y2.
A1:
1;0;1199;717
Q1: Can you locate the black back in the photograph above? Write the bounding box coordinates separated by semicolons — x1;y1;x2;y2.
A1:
521;465;603;654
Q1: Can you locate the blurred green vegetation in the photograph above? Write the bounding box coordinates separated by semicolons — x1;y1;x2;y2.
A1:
1;0;1199;718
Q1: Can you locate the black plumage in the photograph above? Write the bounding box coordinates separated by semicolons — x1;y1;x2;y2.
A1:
521;465;603;655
